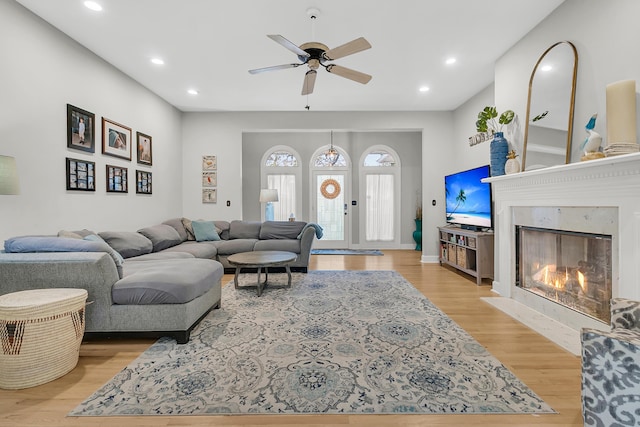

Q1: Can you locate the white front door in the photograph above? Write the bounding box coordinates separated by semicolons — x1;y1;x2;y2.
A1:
312;171;349;249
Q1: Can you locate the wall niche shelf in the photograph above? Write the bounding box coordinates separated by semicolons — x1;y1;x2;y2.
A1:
438;226;494;285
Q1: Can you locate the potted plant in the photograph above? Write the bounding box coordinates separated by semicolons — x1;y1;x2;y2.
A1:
413;202;422;251
476;106;515;176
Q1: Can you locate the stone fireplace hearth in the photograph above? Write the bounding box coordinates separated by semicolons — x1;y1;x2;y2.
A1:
484;153;640;354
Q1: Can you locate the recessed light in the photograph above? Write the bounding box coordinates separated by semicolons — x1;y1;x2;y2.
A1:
419;86;430;93
187;89;199;95
541;65;553;72
84;1;102;11
445;57;457;65
150;58;165;65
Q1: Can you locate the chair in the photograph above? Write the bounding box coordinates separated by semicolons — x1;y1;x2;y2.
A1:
581;298;640;426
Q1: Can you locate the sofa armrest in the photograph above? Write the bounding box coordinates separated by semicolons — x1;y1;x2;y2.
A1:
0;252;120;331
295;226;317;268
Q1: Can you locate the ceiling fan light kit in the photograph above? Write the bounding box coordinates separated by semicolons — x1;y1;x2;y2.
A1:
248;9;371;96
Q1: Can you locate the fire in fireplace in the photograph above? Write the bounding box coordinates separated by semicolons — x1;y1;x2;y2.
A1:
516;226;612;324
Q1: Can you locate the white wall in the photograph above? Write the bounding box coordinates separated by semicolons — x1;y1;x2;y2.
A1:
452;84;495;172
0;1;183;247
181;111;453;261
495;0;640;162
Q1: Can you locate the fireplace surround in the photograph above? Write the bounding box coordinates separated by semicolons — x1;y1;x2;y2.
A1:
485;153;640;351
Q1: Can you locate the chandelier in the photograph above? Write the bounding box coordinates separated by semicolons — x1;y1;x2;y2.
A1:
326;130;339;165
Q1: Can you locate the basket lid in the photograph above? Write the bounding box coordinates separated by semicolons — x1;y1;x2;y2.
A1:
0;288;87;309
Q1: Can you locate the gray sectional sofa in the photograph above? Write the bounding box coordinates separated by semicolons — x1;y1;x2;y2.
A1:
0;219;317;343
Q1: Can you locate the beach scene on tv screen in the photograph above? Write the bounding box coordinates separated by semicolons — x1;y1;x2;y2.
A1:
445;167;491;228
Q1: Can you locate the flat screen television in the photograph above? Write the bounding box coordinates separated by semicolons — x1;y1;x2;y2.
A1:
444;164;492;231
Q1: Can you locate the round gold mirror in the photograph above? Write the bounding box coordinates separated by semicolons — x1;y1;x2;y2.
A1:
522;41;578;171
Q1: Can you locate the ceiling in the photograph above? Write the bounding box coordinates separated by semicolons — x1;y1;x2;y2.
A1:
17;0;565;112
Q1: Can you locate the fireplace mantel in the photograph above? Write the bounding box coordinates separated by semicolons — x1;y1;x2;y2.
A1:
483;152;640;350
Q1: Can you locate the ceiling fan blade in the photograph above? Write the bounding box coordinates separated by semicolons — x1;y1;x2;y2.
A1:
323;37;371;61
326;64;372;84
301;70;317;95
267;35;310;58
248;63;302;74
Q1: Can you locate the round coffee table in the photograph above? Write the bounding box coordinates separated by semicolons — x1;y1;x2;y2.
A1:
227;251;297;296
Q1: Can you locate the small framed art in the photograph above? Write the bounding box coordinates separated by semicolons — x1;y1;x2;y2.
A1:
102;118;132;160
67;104;95;153
202;155;217;170
202;171;217;187
202;188;217;203
136;170;152;194
106;164;128;193
136;132;152;166
66;157;95;191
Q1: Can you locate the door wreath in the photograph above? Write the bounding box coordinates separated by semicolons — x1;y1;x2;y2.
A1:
320;178;341;199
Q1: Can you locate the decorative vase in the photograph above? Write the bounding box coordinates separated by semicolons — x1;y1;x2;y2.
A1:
505;150;521;175
490;132;509;176
413;219;422;251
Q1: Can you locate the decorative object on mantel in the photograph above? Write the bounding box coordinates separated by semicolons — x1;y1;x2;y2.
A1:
468;130;493;147
604;79;638;157
476;106;515;176
504;150;521;174
580;113;605;161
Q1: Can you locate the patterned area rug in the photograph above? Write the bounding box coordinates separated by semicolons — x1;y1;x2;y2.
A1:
311;249;383;255
70;271;554;416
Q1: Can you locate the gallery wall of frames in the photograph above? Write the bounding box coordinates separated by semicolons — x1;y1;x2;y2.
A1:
65;103;153;195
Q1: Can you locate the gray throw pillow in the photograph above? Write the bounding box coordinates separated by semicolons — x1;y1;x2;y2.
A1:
98;231;153;259
138;224;182;252
162;218;188;242
259;221;306;240
229;220;262;239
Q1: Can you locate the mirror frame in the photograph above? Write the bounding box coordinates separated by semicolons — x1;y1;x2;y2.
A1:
522;41;578;171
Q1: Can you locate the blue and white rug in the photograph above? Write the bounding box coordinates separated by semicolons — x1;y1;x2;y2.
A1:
70;271;554;416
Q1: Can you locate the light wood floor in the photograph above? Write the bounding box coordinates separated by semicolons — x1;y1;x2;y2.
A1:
0;250;584;426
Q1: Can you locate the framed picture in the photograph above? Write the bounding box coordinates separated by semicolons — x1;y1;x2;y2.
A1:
202;155;217;170
102;118;132;160
136;132;153;166
136;170;152;194
67;104;95;153
66;157;95;191
202;171;217;187
202;188;217;203
106;164;128;193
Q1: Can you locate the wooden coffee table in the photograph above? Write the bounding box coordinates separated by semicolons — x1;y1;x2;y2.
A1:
227;250;297;296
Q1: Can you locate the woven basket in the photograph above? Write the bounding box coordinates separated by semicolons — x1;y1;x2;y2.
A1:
0;288;88;389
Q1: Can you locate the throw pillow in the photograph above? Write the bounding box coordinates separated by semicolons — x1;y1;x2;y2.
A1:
98;231;153;259
182;218;196;241
137;224;182;252
191;220;221;242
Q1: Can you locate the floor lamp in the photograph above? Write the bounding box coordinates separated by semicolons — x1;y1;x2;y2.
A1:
0;155;20;195
259;189;278;221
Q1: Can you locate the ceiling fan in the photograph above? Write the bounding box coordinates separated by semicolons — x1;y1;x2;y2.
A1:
248;13;372;96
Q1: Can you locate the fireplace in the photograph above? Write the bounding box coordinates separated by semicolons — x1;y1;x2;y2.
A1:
481;154;640;353
516;226;612;324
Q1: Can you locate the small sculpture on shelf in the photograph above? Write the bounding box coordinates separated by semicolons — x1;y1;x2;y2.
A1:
580;113;605;161
505;150;521;175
